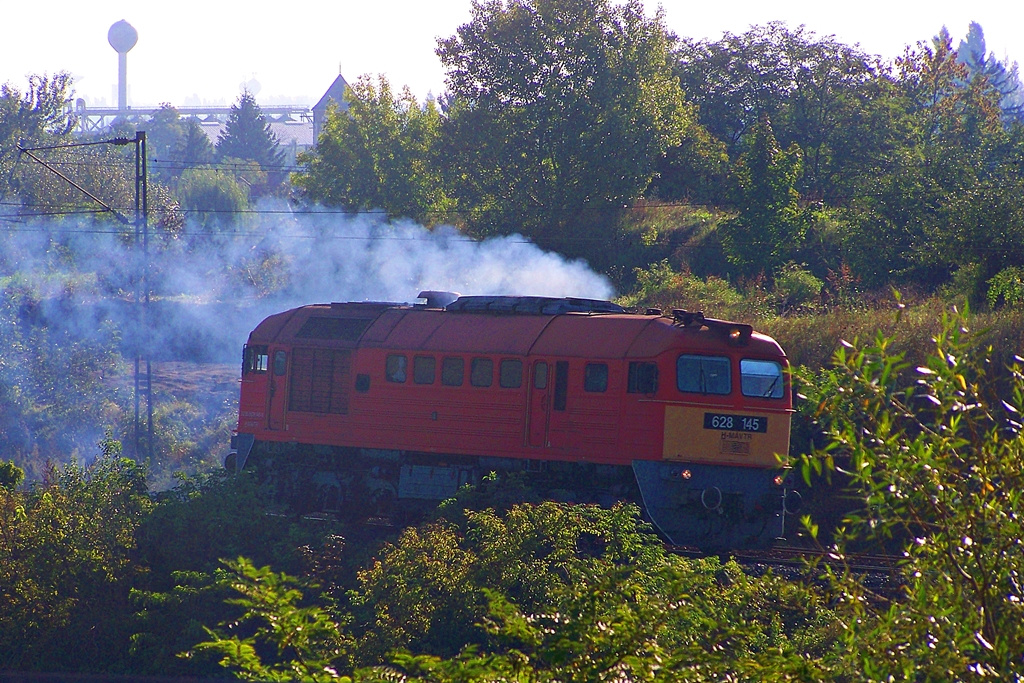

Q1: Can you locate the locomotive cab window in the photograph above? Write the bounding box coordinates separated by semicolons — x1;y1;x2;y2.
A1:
740;359;784;398
441;357;464;386
471;358;493;387
414;356;436;384
628;362;658;394
677;354;731;395
386;354;408;383
500;359;523;388
242;345;268;375
584;363;609;392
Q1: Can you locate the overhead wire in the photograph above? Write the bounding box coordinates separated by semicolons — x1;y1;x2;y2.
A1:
3;129;1024;247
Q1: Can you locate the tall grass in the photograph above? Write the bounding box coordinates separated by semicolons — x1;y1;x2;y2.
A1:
766;302;1024;372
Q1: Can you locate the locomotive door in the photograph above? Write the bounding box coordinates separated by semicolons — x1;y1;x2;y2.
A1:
527;360;551;447
267;349;289;430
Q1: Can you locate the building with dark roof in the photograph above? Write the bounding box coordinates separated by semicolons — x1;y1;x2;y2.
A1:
312;73;351;141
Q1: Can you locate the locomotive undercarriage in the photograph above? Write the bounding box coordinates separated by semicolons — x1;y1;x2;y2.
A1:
229;434;794;550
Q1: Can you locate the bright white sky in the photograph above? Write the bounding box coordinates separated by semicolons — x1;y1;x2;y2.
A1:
1;1;1021;109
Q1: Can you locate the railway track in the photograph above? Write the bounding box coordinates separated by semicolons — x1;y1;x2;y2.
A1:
730;545;898;574
666;543;905;598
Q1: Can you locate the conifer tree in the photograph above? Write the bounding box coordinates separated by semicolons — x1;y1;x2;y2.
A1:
215;90;284;168
956;22;1024;123
174;117;215;168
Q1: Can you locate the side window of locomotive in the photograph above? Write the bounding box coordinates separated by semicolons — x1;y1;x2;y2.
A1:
628;362;658;394
500;359;523;388
470;358;493;387
413;356;436;384
273;350;287;376
676;354;731;395
242;345;269;375
386;354;408;383
441;357;464;386
534;362;548;389
553;361;569;410
740;359;784;399
584;363;608;392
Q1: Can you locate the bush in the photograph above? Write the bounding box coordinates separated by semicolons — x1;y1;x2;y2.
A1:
0;453;151;671
347;502;664;664
987;266;1024;309
175;168;250;229
195;504;842;681
617;259;766;321
772;262;822;312
803;304;1024;678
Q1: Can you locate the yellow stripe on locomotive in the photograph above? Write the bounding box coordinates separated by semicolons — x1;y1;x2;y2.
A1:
663;405;791;468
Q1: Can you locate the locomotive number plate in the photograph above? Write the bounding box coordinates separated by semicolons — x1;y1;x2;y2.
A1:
703;412;767;433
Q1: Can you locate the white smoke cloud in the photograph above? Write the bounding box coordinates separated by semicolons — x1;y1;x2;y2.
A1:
242;206;612;304
1;203;616;362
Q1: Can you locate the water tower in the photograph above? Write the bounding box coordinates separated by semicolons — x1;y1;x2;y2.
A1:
107;19;138;111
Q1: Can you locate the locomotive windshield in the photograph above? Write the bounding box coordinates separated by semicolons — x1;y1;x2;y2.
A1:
676;354;731;395
740;359;785;398
242;344;268;375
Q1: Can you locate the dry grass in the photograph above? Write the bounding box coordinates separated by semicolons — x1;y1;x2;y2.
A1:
763;300;1024;372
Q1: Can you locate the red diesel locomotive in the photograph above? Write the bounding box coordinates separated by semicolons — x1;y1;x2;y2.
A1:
230;292;795;548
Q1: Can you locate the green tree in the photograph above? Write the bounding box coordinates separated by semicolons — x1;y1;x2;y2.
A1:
189;558;351;683
176;167;250;228
15;144;132;222
0;73;150;230
346;502;666;664
143;104;187;180
293;75;449;224
0;459;24;490
132;470;342;677
1;79;183;236
174;117;215;167
646;120;729;205
388;558;838;682
0;73;75;202
0;280;125;468
841;29;1012;292
216;90;285;192
194;502;840;681
673;22;879;199
436;0;691;258
957;21;1024;123
720;117;805;279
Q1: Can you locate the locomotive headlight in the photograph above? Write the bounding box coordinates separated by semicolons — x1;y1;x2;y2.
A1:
729;328;742;341
774;475;785;486
681;469;692;480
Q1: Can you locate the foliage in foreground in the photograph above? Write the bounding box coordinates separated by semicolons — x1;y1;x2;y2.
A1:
803;302;1024;678
0;450;150;671
193;503;839;682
